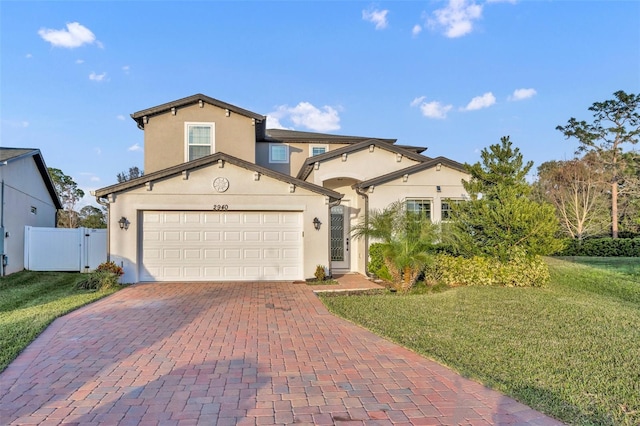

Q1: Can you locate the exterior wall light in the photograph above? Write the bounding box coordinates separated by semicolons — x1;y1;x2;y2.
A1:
118;217;130;230
313;217;322;231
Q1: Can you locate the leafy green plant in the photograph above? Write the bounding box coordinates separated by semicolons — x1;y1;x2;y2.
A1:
353;201;438;292
425;249;550;287
314;264;327;281
556;237;640;257
76;271;120;291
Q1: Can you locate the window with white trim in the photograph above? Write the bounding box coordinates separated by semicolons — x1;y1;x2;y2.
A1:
405;199;432;221
185;122;215;162
310;145;328;156
269;143;289;163
441;200;462;220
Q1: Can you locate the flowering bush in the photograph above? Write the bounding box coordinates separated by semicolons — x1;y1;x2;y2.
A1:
96;261;124;276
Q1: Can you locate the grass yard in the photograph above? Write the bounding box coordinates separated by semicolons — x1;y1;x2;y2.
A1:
320;257;640;426
0;271;120;372
556;256;639;278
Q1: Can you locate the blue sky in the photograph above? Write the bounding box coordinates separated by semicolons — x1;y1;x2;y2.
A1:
2;1;639;207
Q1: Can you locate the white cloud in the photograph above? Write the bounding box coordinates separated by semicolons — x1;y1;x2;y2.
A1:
90;176;101;182
25;53;33;59
122;65;130;74
94;148;102;155
462;92;496;110
412;24;423;36
116;114;126;121
362;8;389;30
411;97;452;119
509;88;537;101
89;71;107;82
76;59;84;64
128;143;143;152
410;96;426;107
38;22;97;48
429;0;483;38
268;102;341;132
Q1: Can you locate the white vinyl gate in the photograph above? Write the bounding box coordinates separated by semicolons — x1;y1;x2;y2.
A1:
24;227;107;272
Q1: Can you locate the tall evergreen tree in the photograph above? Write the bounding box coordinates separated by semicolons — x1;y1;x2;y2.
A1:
448;137;562;261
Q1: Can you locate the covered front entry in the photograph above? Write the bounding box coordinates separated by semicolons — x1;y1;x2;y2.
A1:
140;210;303;282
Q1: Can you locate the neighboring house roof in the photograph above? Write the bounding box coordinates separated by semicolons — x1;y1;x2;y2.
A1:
355;156;467;190
264;129;397;145
131;94;266;129
296;139;431;181
0;148;63;209
94;152;343;201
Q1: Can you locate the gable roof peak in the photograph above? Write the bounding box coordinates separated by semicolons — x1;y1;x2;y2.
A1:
130;94;265;129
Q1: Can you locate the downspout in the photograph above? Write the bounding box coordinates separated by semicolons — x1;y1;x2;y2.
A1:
93;193;111;262
354;186;371;278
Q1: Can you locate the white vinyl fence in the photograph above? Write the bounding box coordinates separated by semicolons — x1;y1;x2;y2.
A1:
24;227;107;272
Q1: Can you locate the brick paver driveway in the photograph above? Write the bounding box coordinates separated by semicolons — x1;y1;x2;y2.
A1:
0;282;563;425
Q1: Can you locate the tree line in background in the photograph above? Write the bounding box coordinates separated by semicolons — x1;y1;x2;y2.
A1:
48;166;143;229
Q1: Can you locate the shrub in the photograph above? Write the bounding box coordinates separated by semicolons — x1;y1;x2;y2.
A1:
367;243;392;281
425;251;550;287
76;261;123;291
314;265;327;281
76;271;120;291
95;261;124;276
555;238;640;257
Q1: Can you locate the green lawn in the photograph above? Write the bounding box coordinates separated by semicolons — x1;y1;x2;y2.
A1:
556;256;639;278
0;271;120;372
320;257;640;426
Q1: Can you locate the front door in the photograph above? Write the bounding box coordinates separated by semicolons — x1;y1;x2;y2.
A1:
330;204;350;271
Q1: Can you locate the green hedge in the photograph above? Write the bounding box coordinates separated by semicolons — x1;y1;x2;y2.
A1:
368;243;392;281
424;252;550;287
555;238;640;257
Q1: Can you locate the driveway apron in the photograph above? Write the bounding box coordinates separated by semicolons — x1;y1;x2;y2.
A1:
0;282;563;425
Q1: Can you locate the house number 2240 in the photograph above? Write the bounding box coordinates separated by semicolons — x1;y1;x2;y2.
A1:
213;204;229;211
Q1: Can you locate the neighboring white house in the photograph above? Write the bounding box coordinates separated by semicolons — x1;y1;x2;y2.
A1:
94;94;470;283
0;148;62;276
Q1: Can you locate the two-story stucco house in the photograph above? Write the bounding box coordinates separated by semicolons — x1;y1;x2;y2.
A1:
94;94;469;283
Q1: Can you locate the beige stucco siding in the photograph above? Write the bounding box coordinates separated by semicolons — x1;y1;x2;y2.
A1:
143;103;257;174
106;163;332;283
367;165;469;222
1;157;58;275
307;148;422;185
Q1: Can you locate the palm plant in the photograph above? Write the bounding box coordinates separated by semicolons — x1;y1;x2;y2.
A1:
352;201;438;291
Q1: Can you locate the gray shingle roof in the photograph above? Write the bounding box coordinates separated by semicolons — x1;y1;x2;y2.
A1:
264;129;397;145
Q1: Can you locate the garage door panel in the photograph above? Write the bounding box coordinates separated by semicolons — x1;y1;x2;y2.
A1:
224;231;241;242
204;231;221;241
141;211;303;282
163;231;181;241
244;231;261;242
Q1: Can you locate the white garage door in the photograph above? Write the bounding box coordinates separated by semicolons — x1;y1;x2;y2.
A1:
140;211;303;282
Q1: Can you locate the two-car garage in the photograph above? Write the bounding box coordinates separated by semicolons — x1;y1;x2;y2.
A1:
140;210;303;282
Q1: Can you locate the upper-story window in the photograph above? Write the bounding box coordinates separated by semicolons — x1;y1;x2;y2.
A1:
310;145;328;156
185;122;215;162
269;143;289;163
